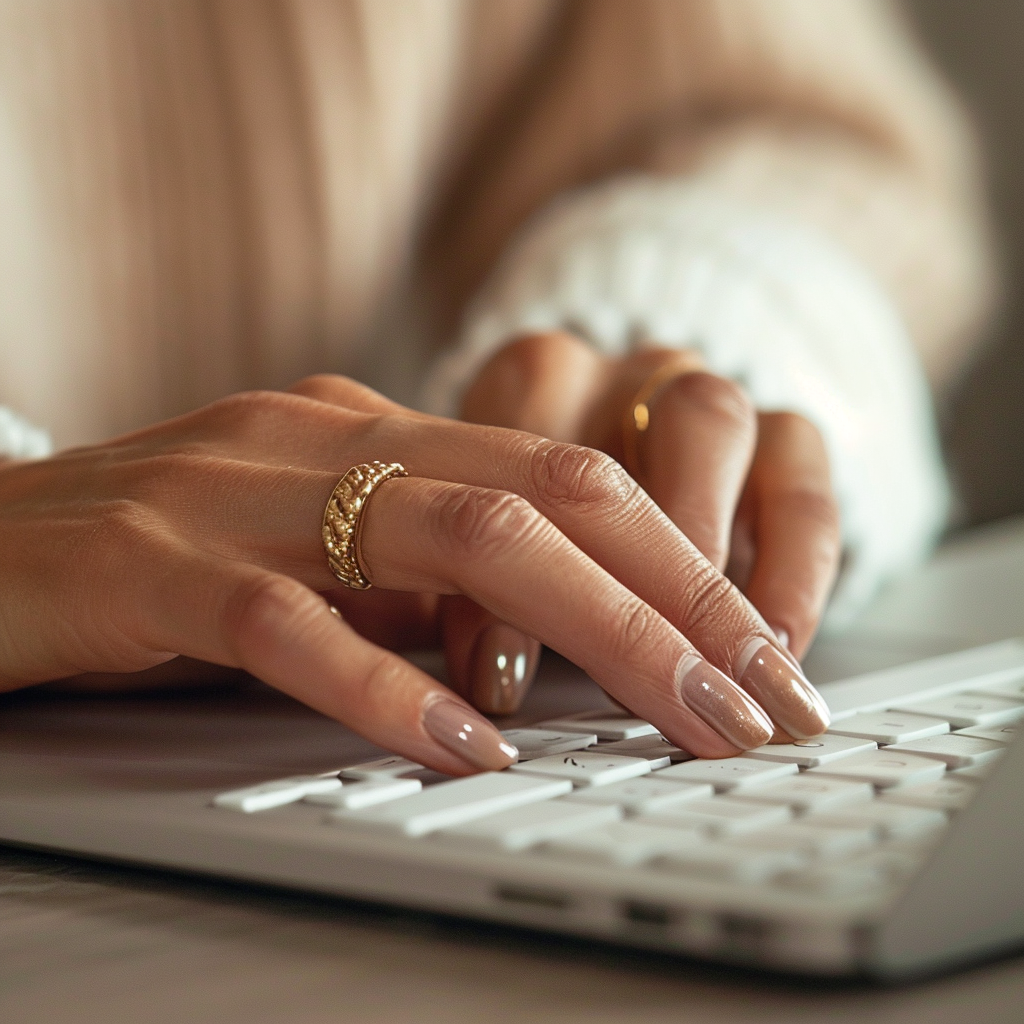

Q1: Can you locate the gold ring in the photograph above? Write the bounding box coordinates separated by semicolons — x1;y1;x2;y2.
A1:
621;360;699;478
322;461;408;590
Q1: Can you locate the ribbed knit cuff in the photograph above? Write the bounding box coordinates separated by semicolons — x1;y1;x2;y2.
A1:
0;406;53;459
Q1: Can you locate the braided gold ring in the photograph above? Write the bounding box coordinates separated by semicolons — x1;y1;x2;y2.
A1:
322;461;408;590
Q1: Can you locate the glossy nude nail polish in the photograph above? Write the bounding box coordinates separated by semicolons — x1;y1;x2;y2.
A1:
675;655;774;749
469;624;539;715
735;638;830;739
422;698;519;771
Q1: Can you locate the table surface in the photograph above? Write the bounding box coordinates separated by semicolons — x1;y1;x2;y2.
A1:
4;518;1024;1024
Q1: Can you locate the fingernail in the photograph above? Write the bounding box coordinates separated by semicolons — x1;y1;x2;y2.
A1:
771;626;790;650
675;654;774;749
735;639;830;739
422;697;519;771
470;625;539;715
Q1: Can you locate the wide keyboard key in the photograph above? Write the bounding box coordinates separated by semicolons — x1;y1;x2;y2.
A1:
886;733;1005;768
565;777;713;815
827;711;949;744
596;735;693;765
807;750;946;789
657;758;798;791
644;797;791;837
304;777;422;810
741;734;876;768
435;800;621;851
724;776;873;814
499;728;597;760
808;801;947;840
544;820;704;866
213;775;341;813
509;752;651;787
537;714;659;741
775;861;894;897
890;693;1024;729
729;821;877;860
331;772;570;837
660;842;806;883
972;674;1024;701
881;777;978;812
339;755;424;780
956;723;1018;744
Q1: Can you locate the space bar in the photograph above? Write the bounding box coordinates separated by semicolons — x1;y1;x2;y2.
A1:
328;772;572;837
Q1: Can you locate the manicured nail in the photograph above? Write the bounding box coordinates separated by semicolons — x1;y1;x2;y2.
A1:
675;654;774;749
470;625;539;715
735;639;830;739
422;697;518;770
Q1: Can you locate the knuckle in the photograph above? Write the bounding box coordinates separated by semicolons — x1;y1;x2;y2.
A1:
436;487;544;560
227;574;321;656
678;563;747;637
782;487;841;541
669;372;755;432
288;374;344;401
526;439;637;510
607;599;661;665
206;389;291;434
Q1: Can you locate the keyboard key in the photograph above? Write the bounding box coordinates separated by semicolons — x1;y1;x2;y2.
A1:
596;735;693;765
660;842;806;883
886;733;1006;769
807;750;947;789
303;777;422;810
565;777;713;815
724;776;873;814
881;777;978;812
827;711;950;744
435;800;621;851
890;693;1024;729
656;758;798;792
644;797;792;837
339;755;424;780
729;821;877;860
544;820;704;866
537;714;659;740
213;774;341;813
775;860;895;897
952;762;997;781
741;734;877;768
499;728;597;760
971;673;1024;701
330;772;571;837
808;801;947;840
956;723;1018;744
508;752;651;787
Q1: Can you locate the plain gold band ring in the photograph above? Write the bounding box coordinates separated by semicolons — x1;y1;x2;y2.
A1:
322;461;408;590
621;360;699;479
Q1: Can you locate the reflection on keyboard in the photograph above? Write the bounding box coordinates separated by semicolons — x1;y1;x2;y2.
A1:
212;683;1023;900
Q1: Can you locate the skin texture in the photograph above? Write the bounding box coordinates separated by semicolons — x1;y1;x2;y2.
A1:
460;331;842;713
0;369;827;773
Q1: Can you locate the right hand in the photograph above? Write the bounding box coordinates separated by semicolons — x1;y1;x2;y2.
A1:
0;376;828;775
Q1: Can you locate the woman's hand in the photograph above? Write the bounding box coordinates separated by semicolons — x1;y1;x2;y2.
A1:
462;331;841;705
0;375;828;773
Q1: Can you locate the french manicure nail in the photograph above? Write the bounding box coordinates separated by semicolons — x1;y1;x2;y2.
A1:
422;698;518;771
675;654;774;749
470;625;538;715
735;639;830;739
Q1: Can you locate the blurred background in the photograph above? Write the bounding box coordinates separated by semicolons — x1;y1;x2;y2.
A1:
907;0;1024;527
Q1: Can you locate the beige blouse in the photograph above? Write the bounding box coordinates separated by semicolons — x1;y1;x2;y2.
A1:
0;0;993;450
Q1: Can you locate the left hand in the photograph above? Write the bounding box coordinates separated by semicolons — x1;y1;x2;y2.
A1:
456;330;841;710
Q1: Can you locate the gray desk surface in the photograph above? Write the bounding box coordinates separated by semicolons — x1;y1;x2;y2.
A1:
3;519;1024;1023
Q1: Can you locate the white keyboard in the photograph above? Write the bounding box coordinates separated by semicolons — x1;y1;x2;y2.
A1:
210;678;1024;901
